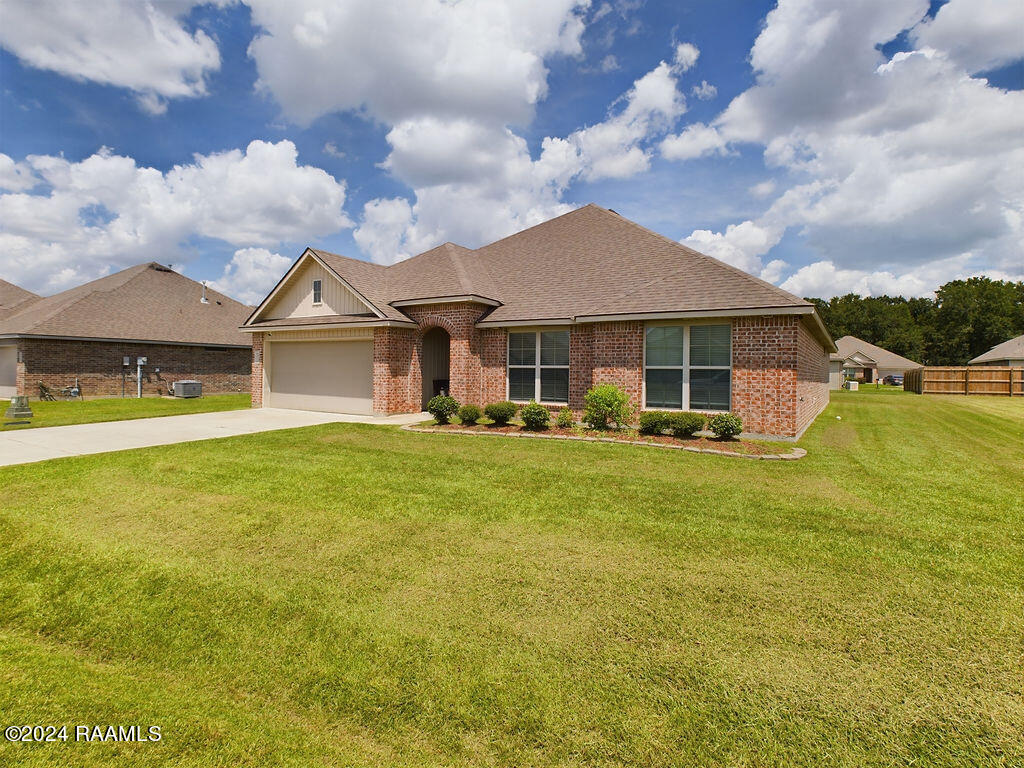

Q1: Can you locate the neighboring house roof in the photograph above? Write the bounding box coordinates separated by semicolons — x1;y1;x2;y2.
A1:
969;334;1024;364
834;335;922;370
0;263;253;347
0;278;40;319
246;204;835;349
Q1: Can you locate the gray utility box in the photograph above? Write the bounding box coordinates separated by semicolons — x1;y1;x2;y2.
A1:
171;380;202;398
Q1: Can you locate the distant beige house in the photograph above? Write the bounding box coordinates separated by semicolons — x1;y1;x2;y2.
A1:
969;334;1024;367
829;335;923;389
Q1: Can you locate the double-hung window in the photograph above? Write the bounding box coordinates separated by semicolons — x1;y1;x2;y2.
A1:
312;279;323;305
644;323;731;411
508;330;569;403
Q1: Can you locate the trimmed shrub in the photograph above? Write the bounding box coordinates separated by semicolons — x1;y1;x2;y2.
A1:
427;395;459;424
582;384;633;429
520;401;550;430
484;401;517;426
555;407;574;429
709;412;743;439
457;404;482;425
638;410;670;435
667;411;705;438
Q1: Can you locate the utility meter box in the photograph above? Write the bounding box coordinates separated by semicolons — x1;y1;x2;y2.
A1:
137;357;147;366
123;356;130;366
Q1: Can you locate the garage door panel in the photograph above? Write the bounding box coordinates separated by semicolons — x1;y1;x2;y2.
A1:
0;346;16;400
268;340;373;414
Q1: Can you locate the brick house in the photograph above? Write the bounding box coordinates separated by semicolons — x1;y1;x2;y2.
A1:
0;264;251;399
242;205;836;438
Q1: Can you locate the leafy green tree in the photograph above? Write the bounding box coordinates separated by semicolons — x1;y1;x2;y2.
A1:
803;277;1024;366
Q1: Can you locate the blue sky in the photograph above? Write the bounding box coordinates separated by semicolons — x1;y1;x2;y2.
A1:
1;0;1021;303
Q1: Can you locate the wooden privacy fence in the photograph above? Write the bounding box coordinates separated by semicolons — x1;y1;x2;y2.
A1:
904;366;1024;396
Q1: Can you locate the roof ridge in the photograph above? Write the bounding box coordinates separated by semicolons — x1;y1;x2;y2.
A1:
585;204;810;309
444;243;474;294
310;247;387;271
473;204;594;252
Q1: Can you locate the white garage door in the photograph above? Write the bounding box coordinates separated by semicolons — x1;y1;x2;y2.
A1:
268;340;373;414
0;345;16;400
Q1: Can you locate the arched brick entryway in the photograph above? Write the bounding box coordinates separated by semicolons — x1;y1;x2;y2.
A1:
421;326;451;408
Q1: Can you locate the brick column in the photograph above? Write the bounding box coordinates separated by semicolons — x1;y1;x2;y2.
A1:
250;333;264;407
569;324;594;411
373;326;416;414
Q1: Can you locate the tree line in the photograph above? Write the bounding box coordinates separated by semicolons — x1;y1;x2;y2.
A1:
807;277;1024;366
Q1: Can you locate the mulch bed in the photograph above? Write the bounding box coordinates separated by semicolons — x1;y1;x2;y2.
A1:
403;422;806;460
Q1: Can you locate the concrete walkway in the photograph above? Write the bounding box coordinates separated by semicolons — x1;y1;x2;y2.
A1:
0;408;428;468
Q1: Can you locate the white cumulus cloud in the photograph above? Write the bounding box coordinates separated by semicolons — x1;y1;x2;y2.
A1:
0;0;221;114
244;0;589;126
354;50;694;263
211;247;293;305
0;141;351;294
911;0;1024;74
665;0;1024;294
691;80;717;100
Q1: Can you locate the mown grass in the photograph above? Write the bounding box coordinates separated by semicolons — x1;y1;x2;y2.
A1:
0;389;1021;766
0;394;250;431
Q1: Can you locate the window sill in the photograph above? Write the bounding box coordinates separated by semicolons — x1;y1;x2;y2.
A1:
642;406;730;415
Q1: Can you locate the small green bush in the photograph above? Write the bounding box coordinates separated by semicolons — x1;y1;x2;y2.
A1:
582;384;633;429
484;401;517;426
555;407;574;428
709;412;743;439
457;404;482;425
667;411;705;438
638;410;670;435
520;401;550;430
427;395;459;424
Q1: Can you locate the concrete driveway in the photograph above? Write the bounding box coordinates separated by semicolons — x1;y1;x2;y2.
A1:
0;408;428;468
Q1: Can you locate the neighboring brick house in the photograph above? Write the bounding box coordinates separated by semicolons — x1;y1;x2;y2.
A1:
0;264;251;399
242;204;836;437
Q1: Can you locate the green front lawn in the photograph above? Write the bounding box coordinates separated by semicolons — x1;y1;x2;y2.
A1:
0;394;250;430
0;390;1021;766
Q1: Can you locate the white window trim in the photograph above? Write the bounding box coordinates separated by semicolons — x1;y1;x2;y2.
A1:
312;278;323;306
507;328;570;405
642;320;732;413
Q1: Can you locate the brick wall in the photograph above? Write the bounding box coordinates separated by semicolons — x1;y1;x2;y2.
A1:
590;321;644;413
18;337;251;399
478;327;507;405
731;316;798;436
251;332;264;407
569;323;594;408
372;303;495;414
372;326;416;414
367;308;828;436
795;319;830;436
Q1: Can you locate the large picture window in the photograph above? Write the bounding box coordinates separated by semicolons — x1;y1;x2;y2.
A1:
508;330;570;403
644;323;731;411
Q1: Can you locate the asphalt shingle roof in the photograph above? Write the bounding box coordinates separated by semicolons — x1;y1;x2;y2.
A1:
0;263;252;347
306;204;813;323
0;278;40;319
969;333;1024;364
834;336;922;370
